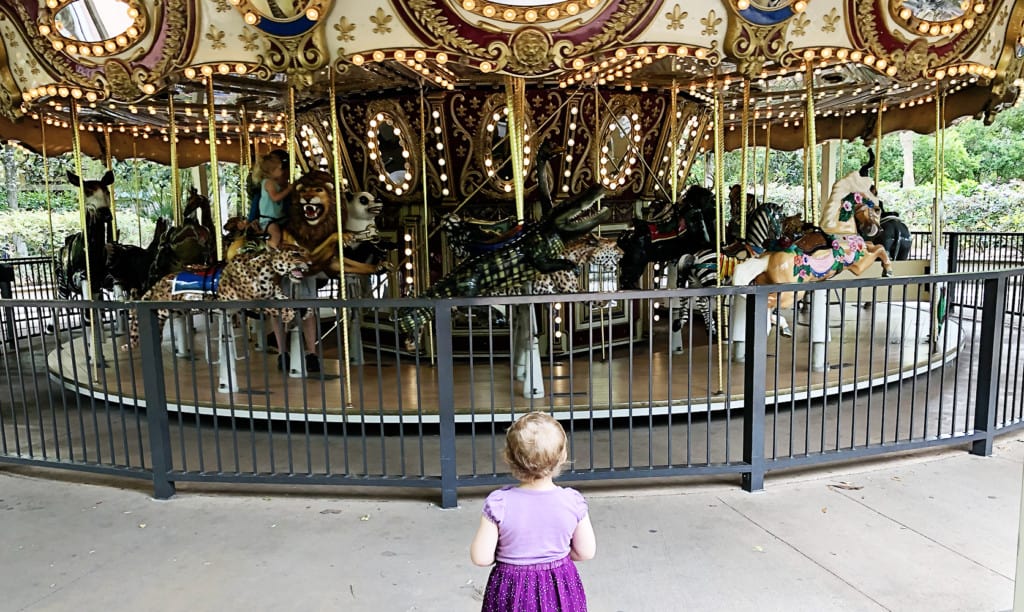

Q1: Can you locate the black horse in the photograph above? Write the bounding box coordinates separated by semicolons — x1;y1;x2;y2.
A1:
55;170;115;299
617;185;717;289
856;148;911;261
864;206;912;261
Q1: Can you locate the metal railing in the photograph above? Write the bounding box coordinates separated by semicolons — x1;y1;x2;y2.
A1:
2;265;1023;507
2;268;1024;507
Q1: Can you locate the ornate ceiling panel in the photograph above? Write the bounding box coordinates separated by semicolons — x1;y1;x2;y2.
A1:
0;0;1017;168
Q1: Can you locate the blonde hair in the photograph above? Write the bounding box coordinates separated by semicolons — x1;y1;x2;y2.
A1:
253;151;287;183
503;412;568;481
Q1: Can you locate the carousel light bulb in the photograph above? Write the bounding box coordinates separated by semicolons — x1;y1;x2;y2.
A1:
46;85;57;96
793;0;807;12
52;40;64;51
504;184;512;192
38;24;51;36
435;52;447;64
85;91;97;102
737;0;749;9
244;12;258;24
305;7;319;20
218;63;230;74
438;158;446;166
71;88;82;98
185;67;196;78
104;40;116;52
201;65;213;76
964;17;975;28
974;2;985;12
352;54;364;65
45;0;57;7
143;84;155;94
372;50;385;62
566;3;579;15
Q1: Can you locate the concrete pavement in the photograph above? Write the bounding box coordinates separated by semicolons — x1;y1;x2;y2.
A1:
2;433;1022;612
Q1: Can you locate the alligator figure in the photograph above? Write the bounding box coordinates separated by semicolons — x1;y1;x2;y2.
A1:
394;183;610;339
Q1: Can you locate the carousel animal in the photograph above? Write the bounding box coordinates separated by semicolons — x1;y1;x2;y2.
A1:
616;184;717;290
123;246;311;350
279;170;393;279
394;184;610;341
55;170;115;299
441;213;522;260
104;217;170;299
852;147;912;261
863;205;912;261
731;171;894;312
147;188;217;287
673;203;797;340
486;233;623;296
222;216;263;261
725;184;757;245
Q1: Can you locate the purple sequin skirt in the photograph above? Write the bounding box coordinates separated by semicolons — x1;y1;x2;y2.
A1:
481;556;587;612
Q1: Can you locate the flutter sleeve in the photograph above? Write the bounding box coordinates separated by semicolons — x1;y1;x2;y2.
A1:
566;487;589;522
482;488;508;525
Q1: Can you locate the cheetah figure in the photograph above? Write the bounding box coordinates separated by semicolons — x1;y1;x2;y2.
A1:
123;247;310;350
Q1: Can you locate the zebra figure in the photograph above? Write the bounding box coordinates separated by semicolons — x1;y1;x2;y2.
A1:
670;202;792;348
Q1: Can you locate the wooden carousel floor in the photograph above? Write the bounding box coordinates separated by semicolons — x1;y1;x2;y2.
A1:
46;299;961;423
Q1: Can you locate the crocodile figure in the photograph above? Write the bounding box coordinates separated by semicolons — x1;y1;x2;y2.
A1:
395;183;609;338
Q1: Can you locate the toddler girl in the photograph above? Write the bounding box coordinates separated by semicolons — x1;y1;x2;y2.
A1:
253;150;292;249
470;411;596;612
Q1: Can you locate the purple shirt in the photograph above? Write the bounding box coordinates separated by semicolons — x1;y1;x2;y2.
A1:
482;485;589;565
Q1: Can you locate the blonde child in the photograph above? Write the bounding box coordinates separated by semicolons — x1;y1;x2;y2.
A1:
470;412;596;612
253;150;292;249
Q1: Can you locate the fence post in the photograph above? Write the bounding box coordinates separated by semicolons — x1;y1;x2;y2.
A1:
435;303;458;508
742;290;768;492
0;264;14;346
138;303;176;499
971;276;1006;456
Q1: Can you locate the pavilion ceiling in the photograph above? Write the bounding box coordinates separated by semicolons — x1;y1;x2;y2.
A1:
0;0;1020;206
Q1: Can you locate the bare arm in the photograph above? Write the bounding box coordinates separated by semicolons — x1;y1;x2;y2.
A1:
470;515;499;566
264;179;292;203
569;513;596;561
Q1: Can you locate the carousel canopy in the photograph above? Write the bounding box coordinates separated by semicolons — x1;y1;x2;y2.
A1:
0;0;1020;180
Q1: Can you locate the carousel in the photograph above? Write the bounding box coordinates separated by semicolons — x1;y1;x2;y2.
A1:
0;0;1021;423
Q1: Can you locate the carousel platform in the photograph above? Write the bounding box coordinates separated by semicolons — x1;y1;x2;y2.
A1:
45;297;961;425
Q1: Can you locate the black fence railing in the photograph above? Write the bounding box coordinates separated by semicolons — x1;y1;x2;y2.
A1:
3;264;1023;507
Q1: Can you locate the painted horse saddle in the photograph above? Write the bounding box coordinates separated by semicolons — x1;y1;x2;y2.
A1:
170;263;225;299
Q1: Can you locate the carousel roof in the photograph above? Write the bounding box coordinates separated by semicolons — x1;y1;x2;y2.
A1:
0;0;1021;167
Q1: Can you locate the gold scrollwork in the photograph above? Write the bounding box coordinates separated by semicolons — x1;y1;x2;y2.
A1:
405;0;657;76
453;0;602;26
724;3;795;76
854;0;995;80
263;26;328;84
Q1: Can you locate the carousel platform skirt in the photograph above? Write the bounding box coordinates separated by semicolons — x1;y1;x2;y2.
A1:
46;300;959;424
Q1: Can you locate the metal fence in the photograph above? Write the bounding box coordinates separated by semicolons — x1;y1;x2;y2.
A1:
2;244;1024;507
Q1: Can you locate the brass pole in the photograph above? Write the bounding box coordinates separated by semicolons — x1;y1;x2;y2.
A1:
168;94;181;225
329;69;353;406
206;76;224;258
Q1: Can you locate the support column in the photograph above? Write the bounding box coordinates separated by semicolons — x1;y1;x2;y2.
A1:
513;303;544;399
216;310;239;393
809;289;829;372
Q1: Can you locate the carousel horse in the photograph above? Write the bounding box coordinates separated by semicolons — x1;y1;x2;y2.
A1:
616;184;717;290
147;188;217;287
864;204;912;261
105;217;171;299
673;202;794;339
55;170;115;299
731;171;893;312
851;146;912;261
123;246;311;350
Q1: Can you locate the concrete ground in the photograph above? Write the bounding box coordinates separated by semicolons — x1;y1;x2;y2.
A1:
1;434;1022;612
